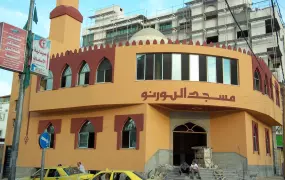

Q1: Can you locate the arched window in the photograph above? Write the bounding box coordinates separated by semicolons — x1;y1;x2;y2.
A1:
270;78;273;98
254;70;261;91
45;124;55;148
252;121;259;152
122;118;136;148
78;62;90;85
96;58;112;83
78;121;95;148
40;71;53;91
275;85;280;106
265;128;271;155
61;65;72;88
264;75;268;95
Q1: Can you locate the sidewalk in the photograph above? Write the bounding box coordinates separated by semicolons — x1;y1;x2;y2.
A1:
257;177;283;180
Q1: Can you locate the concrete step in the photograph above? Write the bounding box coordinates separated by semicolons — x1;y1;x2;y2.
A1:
167;168;241;180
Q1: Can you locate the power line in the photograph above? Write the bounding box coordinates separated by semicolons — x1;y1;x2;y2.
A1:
224;0;284;81
271;0;285;81
223;1;258;63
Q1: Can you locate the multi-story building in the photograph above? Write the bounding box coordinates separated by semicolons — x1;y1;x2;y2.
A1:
2;0;283;179
0;96;10;143
0;95;10;177
82;0;285;82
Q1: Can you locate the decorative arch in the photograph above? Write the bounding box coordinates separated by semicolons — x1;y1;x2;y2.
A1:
275;81;280;106
122;118;137;148
78;120;95;148
96;57;112;83
38;119;62;149
37;46;115;90
270;78;274;99
78;61;90;85
173;122;206;133
253;68;262;91
114;114;144;150
264;75;268;95
45;123;55;148
172;121;207;166
252;121;259;153
70;117;103;149
61;64;72;88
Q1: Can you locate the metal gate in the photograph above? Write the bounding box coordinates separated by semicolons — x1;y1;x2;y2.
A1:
3;146;12;178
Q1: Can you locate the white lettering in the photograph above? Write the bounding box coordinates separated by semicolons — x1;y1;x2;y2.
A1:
41;136;49;144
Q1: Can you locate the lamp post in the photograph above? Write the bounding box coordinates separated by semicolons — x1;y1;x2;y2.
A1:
8;0;35;179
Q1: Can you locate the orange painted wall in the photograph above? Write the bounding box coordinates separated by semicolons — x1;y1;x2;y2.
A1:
5;44;282;170
4;0;82;159
245;112;273;166
27;44;281;126
210;111;247;157
4;73;33;145
16;104;147;171
48;15;81;54
145;105;170;162
4;0;282;170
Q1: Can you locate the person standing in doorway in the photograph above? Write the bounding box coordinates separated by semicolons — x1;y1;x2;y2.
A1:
77;162;86;173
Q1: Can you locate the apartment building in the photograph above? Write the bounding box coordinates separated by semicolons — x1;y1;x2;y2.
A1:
0;96;10;144
82;0;285;82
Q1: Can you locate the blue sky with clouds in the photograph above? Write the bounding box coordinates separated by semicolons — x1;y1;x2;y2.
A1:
0;0;284;96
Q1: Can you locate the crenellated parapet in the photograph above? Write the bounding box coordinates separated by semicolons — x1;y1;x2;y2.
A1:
50;39;255;59
40;39;279;105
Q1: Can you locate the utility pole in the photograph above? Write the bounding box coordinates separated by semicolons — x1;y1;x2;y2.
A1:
9;0;35;179
281;84;285;179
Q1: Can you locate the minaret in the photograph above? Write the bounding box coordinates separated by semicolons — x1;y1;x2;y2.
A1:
49;0;83;55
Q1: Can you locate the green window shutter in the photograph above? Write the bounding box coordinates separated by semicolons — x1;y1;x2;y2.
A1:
276;134;283;147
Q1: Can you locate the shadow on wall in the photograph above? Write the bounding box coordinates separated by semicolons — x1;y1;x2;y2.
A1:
144;149;173;173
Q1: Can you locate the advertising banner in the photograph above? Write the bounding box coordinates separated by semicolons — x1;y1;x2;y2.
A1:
0;22;27;72
30;34;51;76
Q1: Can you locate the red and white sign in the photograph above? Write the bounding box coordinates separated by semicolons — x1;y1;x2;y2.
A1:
0;22;27;72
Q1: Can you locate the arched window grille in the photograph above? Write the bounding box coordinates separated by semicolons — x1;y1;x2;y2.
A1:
122;118;136;148
96;58;112;83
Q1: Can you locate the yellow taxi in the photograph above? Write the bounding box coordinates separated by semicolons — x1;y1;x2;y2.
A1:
18;166;94;180
92;169;146;180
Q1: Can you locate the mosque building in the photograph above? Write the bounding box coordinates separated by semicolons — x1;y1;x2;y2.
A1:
2;0;282;178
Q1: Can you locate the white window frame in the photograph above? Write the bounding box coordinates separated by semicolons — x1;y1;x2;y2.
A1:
207;56;217;83
96;69;110;84
136;54;146;81
222;58;231;85
171;54;182;80
78;63;90;86
190;54;199;81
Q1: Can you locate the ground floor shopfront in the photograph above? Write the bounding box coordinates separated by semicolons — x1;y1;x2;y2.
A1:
2;104;274;177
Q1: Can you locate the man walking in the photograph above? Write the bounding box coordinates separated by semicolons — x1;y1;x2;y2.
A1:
77;162;86;173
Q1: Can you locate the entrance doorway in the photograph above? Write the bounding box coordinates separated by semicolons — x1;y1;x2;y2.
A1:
173;122;207;166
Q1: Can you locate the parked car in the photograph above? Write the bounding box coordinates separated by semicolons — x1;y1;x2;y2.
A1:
17;166;94;180
92;169;146;180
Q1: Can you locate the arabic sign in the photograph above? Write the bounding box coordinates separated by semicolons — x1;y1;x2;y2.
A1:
30;34;51;76
0;22;27;72
141;87;236;102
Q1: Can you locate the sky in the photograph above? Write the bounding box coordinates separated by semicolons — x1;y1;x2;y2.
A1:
0;0;285;96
